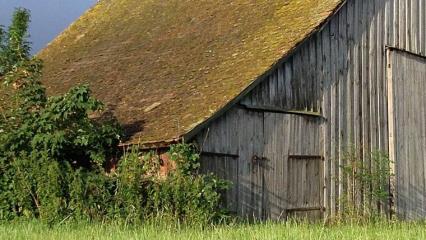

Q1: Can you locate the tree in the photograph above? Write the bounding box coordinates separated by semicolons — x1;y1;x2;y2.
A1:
0;8;31;75
0;9;228;224
0;8;123;221
0;8;123;169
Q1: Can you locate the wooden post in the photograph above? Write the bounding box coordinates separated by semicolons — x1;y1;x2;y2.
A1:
386;48;396;219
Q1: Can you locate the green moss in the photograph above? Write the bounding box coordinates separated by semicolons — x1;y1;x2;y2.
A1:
38;0;343;145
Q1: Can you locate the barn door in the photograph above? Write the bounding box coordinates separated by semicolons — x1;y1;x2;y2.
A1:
287;155;323;219
227;107;323;220
388;49;426;219
263;113;323;220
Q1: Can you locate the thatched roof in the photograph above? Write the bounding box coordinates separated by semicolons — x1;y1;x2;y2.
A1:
38;0;344;146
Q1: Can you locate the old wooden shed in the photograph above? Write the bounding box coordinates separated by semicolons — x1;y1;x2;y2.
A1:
39;0;426;220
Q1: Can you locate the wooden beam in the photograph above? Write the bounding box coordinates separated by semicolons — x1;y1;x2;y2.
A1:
201;151;239;159
239;104;324;118
286;206;325;212
386;48;396;219
385;46;426;59
288;155;324;160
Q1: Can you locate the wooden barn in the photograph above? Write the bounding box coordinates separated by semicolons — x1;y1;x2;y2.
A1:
39;0;426;220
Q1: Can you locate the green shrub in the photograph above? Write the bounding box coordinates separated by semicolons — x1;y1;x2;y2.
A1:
339;146;392;222
142;144;230;225
0;9;230;225
112;145;230;225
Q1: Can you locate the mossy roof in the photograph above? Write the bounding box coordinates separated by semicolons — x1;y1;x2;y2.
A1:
38;0;343;146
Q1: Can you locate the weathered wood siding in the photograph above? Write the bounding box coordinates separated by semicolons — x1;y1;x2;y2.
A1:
194;0;426;219
197;108;322;219
388;49;426;219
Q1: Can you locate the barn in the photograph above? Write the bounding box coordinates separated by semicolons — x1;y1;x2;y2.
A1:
39;0;426;220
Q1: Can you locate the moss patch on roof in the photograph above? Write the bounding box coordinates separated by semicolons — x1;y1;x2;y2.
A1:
38;0;343;145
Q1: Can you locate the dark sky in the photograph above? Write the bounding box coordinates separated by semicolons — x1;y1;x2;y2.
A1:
0;0;97;54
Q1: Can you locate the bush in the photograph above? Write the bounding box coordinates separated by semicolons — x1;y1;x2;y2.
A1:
0;9;229;225
0;144;230;224
111;144;230;225
338;146;392;222
142;144;230;225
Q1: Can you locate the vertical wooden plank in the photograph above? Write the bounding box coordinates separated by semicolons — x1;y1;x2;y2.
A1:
352;0;363;209
228;109;240;213
284;60;293;110
345;0;355;205
386;49;397;218
321;23;332;218
329;12;339;216
421;57;426;217
309;37;317;112
394;0;400;47
360;0;371;212
301;43;309;110
405;0;411;51
277;64;285;109
376;0;387;214
282;115;290;219
237;108;251;217
368;0;379;212
384;0;394;47
263;112;285;220
267;72;276;107
263;113;272;219
315;34;322;114
397;51;407;218
399;0;406;49
411;0;419;53
337;4;347;213
421;0;426;54
253;111;264;219
314;29;325;218
413;53;424;218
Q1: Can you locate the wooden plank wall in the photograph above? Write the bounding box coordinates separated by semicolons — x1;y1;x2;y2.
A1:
195;0;426;219
241;0;425;217
197;108;322;220
389;50;426;219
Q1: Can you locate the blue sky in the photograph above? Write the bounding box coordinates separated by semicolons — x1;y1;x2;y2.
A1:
0;0;96;54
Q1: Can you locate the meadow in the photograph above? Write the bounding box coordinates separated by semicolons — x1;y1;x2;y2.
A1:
1;221;426;240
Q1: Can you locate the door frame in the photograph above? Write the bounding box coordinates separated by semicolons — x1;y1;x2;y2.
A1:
386;47;397;218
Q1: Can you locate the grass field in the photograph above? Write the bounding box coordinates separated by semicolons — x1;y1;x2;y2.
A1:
1;221;426;240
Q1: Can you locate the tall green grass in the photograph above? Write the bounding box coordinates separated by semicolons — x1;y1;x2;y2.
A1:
1;221;426;240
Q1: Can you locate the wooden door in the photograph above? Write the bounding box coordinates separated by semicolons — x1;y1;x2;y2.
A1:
263;113;323;220
199;107;323;220
287;155;323;219
388;49;426;219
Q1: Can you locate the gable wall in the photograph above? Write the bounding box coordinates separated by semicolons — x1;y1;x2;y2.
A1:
194;0;426;219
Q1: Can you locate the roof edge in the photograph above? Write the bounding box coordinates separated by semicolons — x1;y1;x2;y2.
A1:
119;137;182;150
36;2;99;56
183;0;347;142
61;0;347;149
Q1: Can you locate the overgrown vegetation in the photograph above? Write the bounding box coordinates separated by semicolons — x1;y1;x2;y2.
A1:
0;8;228;225
339;146;392;222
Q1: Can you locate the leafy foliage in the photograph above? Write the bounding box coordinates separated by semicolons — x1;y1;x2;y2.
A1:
0;8;122;167
142;144;230;225
0;9;229;225
339;146;392;222
109;145;230;225
0;8;31;76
